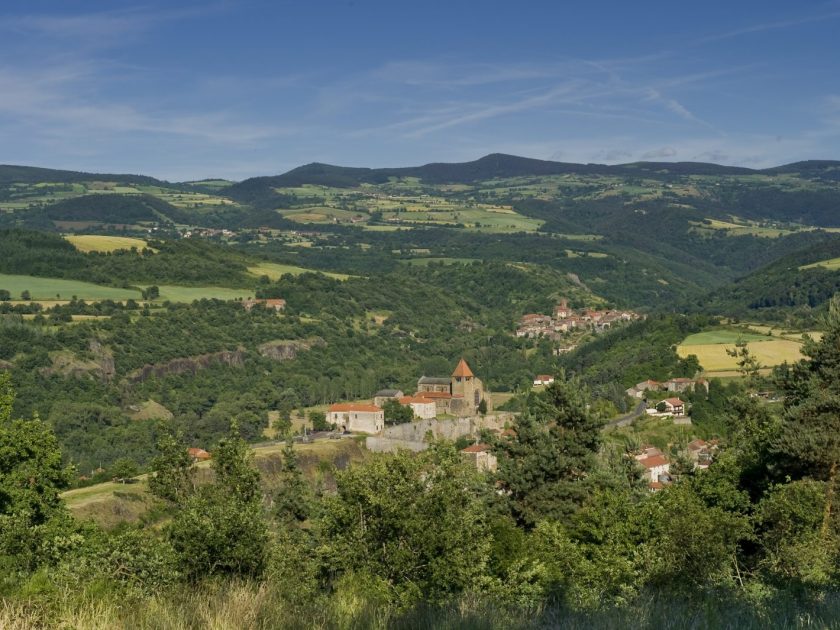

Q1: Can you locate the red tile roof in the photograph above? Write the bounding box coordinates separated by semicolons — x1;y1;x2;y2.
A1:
329;403;381;413
461;443;491;453
452;358;475;378
398;396;435;405
188;447;211;460
662;397;685;407
640;455;669;468
417;391;452;399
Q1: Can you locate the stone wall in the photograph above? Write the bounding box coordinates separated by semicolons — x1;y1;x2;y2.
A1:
366;413;516;453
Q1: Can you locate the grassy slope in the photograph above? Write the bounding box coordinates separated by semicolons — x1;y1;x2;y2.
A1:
0;273;141;301
65;234;150;253
62;438;368;529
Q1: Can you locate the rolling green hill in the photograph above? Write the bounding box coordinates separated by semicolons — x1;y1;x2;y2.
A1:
42;193;191;224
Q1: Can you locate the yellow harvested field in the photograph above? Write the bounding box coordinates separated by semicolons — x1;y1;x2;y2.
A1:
677;339;805;373
65;234;151;253
800;256;840;271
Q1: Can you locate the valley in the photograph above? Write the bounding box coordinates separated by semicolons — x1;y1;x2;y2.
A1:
4;155;840;628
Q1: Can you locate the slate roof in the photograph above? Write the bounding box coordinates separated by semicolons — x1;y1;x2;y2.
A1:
374;389;403;398
418;376;451;385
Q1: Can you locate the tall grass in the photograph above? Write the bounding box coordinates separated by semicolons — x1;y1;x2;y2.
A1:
3;583;840;629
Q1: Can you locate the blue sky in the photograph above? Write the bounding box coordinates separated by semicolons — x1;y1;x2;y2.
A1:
1;1;839;180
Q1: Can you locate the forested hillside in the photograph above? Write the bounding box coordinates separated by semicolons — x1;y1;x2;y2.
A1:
5;299;840;626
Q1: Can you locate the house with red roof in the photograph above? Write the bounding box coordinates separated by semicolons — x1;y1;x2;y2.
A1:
460;443;498;472
187;447;211;461
659;397;686;416
639;453;670;485
242;298;286;312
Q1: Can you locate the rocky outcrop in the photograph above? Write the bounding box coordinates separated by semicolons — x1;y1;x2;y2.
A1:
258;337;324;361
88;339;115;381
126;348;246;384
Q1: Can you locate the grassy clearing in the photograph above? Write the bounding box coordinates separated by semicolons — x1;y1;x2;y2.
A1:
680;329;771;345
153;285;254;302
247;262;349;281
61;438;367;529
399;257;479;266
800;256;840;271
0;273;140;301
678;339;805;373
65;234;151;253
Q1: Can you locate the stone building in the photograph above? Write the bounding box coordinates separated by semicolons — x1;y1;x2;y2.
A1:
327;403;384;434
416;358;491;417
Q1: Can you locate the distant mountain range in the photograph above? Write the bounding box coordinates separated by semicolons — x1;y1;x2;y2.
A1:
226;153;840;200
4;153;840;190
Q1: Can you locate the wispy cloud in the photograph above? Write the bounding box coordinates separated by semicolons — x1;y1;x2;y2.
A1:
695;9;840;44
0;4;225;42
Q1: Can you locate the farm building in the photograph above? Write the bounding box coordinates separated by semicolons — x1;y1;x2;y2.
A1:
460;443;498;472
242;298;286;312
327;403;384;434
398;396;437;420
373;389;404;407
533;374;555;386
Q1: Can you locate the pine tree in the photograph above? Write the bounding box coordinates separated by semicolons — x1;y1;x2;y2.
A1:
496;372;602;527
274;440;311;524
775;296;840;538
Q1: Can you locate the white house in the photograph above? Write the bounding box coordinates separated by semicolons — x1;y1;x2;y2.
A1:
398;396;437;420
639;454;670;484
533;374;555;386
328;403;384;434
660;397;686;416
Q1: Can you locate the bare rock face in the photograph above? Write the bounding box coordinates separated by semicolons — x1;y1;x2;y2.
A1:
89;339;115;381
126;348;246;384
257;337;324;361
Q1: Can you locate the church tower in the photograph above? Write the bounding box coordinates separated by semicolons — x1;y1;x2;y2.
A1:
450;358;489;414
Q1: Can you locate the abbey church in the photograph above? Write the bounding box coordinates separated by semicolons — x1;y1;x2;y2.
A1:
416;358;492;417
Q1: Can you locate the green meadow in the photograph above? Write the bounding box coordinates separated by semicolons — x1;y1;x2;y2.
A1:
0;274;140;301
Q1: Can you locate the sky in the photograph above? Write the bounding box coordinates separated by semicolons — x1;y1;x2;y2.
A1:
1;0;839;180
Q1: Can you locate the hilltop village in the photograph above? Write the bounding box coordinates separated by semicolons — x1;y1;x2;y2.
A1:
235;296;702;486
516;299;641;353
325;358;492;434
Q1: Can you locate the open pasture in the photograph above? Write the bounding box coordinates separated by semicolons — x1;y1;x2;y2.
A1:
800;256;840;271
678;338;805;373
153;285;255;302
65;234;150;253
247;262;350;280
680;329;771;345
0;273;141;301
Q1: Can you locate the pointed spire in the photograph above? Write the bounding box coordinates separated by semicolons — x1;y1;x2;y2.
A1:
452;358;474;378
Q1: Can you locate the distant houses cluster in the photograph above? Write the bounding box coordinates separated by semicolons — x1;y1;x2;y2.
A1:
326;359;492;435
516;298;640;340
242;298;286;312
636;438;718;491
625;377;709;399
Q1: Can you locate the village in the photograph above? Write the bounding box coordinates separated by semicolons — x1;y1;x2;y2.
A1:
515;298;641;355
236;297;709;491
